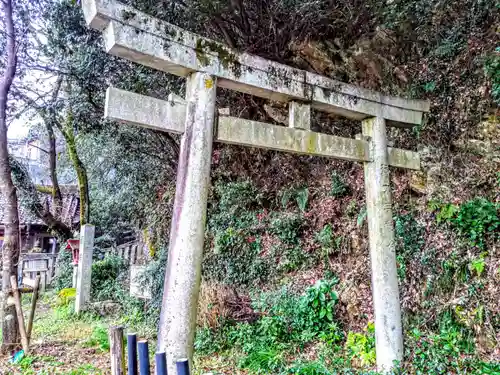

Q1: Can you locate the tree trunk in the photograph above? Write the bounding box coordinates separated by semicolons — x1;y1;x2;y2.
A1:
47;121;63;216
46;76;64;218
63;112;90;225
0;0;20;353
43;76;62;218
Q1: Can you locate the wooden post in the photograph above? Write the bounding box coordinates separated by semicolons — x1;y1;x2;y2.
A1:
26;275;41;343
362;117;403;370
10;275;29;354
158;72;216;373
109;326;125;375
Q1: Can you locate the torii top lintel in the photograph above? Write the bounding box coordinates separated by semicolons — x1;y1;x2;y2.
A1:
82;0;429;127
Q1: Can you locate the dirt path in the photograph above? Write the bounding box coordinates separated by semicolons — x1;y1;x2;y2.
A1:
0;294;110;374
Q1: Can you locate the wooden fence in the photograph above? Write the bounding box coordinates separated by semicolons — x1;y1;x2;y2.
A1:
19;253;57;291
103;241;144;266
103;241;152;300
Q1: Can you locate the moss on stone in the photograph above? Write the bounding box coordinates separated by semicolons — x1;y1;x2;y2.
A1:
321;87;333;99
121;10;136;21
195;39;211;67
194;38;242;76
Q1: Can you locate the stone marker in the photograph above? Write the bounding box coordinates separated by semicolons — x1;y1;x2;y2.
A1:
75;224;95;314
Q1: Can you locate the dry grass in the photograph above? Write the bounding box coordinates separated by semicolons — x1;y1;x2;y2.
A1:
197;281;257;329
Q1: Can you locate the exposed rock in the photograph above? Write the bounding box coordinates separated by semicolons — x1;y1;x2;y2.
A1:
88;300;121;317
466;139;494;155
263;103;287;125
477;115;500;142
289;40;336;76
410;171;427;195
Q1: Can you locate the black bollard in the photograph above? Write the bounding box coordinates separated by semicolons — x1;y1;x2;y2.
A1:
155;352;168;375
127;333;138;375
138;340;150;375
176;359;190;375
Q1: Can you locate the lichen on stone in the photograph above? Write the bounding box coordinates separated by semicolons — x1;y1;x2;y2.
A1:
121;10;136;21
194;38;241;75
195;39;211;67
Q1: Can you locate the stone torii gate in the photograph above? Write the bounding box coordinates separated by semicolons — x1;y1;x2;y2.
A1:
82;0;429;372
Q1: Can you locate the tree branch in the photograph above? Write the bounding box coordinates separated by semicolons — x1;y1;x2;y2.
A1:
10;156;73;241
0;0;17;101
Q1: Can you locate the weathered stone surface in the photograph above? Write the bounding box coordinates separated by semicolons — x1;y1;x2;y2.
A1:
75;224;95;314
289;101;311;130
105;87;185;133
263;103;288;125
158;72;216;374
387;147;420;170
104;88;421;170
362;117;402;371
129;265;151;299
217;116;369;162
88;300;121;317
410;171;427;195
82;0;429;126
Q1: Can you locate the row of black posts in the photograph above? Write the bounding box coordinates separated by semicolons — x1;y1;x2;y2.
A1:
127;333;190;375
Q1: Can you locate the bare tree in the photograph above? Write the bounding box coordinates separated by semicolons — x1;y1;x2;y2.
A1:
0;0;20;352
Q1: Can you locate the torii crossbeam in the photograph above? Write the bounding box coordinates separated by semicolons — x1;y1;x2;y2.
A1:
82;1;430;372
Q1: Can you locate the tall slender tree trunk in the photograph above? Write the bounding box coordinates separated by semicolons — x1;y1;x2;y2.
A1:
63;112;89;225
0;0;21;353
47;121;62;217
47;77;63;217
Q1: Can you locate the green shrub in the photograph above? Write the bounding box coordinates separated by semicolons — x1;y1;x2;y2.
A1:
205;229;270;286
52;250;74;291
195;278;341;374
484;52;500;104
82;326;110;351
91;255;129;302
238;348;285;374
288;360;331;375
280;186;309;212
269;212;304;245
208;180;261;231
430;198;499;249
451;198;499;249
345;322;376;367
253;278;341;344
394;213;425;280
330;172;349;198
428;200;459;224
194;327;218;354
315;224;342;263
469;254;487;277
405;316;477;374
57;288;76;306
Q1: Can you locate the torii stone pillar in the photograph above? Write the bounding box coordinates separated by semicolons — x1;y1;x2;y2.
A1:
362;117;402;368
158;72;217;370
